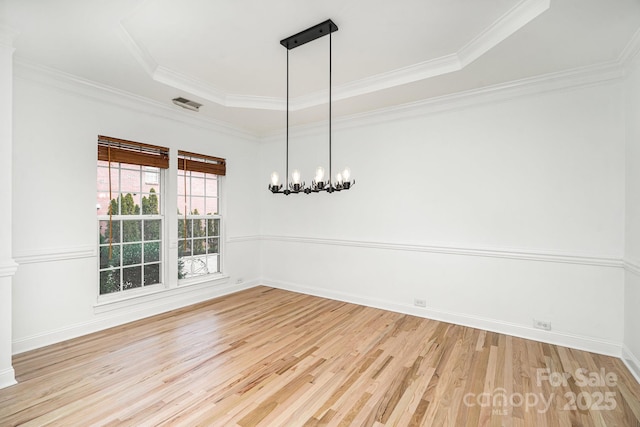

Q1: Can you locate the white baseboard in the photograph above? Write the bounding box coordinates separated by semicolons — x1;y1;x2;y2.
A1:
0;367;16;390
12;277;636;387
262;279;623;358
622;345;640;384
12;279;259;355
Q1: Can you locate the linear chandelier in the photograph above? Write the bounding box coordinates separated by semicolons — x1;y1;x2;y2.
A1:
269;19;355;195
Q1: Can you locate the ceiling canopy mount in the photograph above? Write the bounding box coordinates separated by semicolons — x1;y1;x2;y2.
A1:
280;19;339;50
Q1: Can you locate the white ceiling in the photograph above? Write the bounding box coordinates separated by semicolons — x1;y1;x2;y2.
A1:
2;0;640;135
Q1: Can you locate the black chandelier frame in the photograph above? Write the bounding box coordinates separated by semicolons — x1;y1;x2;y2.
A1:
269;19;354;195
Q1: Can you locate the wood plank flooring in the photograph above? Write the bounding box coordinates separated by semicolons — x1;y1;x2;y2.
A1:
0;286;639;426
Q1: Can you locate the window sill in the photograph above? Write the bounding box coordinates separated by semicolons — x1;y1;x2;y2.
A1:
95;283;167;307
94;274;229;314
178;273;229;288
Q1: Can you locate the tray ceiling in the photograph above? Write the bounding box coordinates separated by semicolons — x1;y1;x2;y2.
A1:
2;0;639;134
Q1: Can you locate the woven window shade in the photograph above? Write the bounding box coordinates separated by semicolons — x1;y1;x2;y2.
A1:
178;150;226;176
98;135;169;169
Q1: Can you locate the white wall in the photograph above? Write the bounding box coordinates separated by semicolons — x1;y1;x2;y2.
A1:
10;64;262;353
7;52;638;383
624;58;640;380
0;34;17;388
261;79;627;355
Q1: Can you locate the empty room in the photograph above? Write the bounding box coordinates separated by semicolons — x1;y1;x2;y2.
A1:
1;0;640;425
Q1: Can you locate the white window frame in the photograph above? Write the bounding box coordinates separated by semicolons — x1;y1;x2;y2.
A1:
97;161;166;303
177;167;224;285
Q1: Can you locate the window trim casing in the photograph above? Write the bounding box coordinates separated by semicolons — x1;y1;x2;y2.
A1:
176;150;226;285
177;169;224;285
97;135;169;303
96;141;229;306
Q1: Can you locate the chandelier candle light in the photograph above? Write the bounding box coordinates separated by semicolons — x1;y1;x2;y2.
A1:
269;19;355;195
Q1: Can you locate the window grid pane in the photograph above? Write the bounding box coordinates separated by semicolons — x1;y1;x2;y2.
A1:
178;204;221;279
98;160;163;295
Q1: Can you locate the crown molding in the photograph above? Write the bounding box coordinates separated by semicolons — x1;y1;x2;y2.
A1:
115;22;157;76
117;22;283;111
619;27;640;66
153;66;227;106
261;59;624;141
13;59;260;141
118;0;549;112
327;0;551;105
458;0;550;67
340;61;624;131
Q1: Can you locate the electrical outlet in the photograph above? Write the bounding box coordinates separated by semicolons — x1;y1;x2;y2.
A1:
533;319;552;331
414;298;426;308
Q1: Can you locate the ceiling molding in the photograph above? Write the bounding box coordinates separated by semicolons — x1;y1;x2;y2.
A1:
226;94;285;110
328;54;462;107
154;66;286;111
153;66;227;106
355;61;624;127
457;0;550;67
619;27;640;65
118;0;550;112
117;22;283;111
262;59;625;141
115;23;157;76
294;0;551;110
13;59;261;141
11;47;626;142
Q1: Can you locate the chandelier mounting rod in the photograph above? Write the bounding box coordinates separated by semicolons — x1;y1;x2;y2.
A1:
269;19;354;195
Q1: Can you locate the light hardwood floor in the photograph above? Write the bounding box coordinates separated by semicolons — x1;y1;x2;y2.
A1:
1;286;639;426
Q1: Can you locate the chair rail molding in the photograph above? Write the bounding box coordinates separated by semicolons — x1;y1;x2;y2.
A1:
261;235;622;268
13;245;96;265
625;258;640;276
0;260;18;278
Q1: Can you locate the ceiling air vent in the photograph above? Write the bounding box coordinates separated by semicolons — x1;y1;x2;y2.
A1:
172;97;202;112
